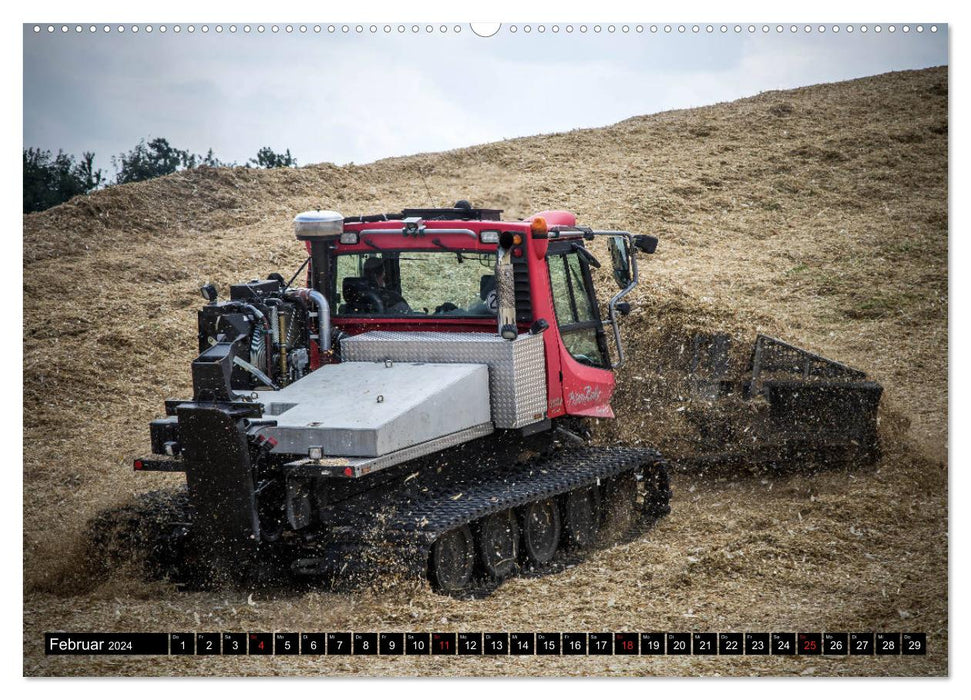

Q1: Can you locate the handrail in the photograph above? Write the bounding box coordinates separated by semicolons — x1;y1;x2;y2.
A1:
357;227;479;240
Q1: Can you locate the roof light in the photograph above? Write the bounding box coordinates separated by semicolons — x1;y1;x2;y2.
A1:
479;230;500;244
530;217;548;238
294;210;344;241
340;232;359;245
308;446;323;460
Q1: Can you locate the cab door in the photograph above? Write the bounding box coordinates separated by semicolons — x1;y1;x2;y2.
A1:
546;243;616;418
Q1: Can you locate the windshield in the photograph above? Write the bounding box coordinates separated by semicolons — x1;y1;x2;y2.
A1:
334;251;499;317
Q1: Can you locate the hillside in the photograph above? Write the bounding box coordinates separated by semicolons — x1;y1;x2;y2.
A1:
23;67;948;677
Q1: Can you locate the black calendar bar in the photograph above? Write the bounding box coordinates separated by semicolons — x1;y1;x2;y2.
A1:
43;631;928;656
45;633;169;655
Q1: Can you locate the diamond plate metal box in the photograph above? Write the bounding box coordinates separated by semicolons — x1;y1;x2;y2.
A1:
341;331;548;428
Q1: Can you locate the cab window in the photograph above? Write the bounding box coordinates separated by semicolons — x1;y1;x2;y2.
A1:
547;249;608;368
333;251;498;317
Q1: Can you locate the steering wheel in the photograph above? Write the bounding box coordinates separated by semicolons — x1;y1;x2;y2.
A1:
362;289;385;313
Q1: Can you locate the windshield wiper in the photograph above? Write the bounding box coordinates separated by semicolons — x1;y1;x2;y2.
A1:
571;243;602;268
432;238;464;262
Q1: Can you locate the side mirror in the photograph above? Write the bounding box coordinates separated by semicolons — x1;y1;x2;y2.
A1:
633;234;658;254
607;236;633;289
530;318;550;335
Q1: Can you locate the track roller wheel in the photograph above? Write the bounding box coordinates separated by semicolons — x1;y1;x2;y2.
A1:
520;499;561;566
561;487;600;550
476;510;519;580
429;525;475;594
600;472;638;536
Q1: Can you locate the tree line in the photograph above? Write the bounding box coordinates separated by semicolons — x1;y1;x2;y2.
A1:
24;138;298;213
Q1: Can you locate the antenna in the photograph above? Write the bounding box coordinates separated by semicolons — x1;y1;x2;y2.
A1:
416;164;434;204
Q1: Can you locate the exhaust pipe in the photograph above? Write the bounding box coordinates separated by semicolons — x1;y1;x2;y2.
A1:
287;288;332;352
495;232;517;340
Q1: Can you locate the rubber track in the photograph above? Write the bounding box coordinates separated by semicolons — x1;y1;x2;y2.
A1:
388;446;665;541
296;445;671;581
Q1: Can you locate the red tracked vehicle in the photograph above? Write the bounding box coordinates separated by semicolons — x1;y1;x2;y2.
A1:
133;201;880;594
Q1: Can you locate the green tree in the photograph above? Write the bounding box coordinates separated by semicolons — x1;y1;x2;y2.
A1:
199;148;231;167
113;137;192;184
24;138;235;213
23;148;104;213
248;146;297;169
113;138;235;183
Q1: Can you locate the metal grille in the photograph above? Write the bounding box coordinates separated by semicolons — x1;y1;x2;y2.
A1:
751;334;867;384
512;257;532;323
341;331;548;428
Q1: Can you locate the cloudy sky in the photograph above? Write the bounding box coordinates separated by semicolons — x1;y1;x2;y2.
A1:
23;23;948;174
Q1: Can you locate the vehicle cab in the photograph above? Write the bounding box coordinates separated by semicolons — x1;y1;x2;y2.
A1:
297;203;655;424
